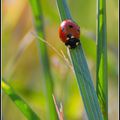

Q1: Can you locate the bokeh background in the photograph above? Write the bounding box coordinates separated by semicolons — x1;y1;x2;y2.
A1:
2;0;118;120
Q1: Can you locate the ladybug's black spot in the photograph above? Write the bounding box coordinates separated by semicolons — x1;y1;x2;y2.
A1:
65;38;80;49
68;25;73;28
67;34;72;38
62;28;64;32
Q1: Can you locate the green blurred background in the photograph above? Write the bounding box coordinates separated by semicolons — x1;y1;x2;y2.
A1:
2;0;118;120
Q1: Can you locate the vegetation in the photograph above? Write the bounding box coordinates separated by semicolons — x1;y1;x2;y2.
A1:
2;0;118;120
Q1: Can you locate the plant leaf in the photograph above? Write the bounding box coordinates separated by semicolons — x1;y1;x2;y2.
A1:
29;0;58;120
56;0;103;119
96;0;108;119
2;79;40;120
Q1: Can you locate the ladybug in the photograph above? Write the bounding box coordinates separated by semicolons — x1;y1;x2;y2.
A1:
59;19;80;49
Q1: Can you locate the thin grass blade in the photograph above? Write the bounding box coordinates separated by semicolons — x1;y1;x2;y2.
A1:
56;0;72;20
96;0;108;119
56;0;103;119
29;0;57;120
2;79;40;120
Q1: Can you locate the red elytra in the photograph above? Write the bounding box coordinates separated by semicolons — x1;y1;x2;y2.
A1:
59;19;80;43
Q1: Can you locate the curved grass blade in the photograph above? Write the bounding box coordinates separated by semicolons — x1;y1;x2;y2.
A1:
56;0;103;119
29;0;57;119
2;79;40;120
96;0;108;119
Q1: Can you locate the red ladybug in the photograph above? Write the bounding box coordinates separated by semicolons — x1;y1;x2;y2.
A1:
59;19;80;49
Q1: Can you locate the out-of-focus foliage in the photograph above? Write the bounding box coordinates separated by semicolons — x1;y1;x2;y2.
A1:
2;0;118;120
2;79;40;120
96;0;108;119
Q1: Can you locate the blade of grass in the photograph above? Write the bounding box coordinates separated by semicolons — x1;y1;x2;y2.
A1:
29;0;57;120
2;79;40;120
52;95;64;120
56;0;103;119
96;0;108;119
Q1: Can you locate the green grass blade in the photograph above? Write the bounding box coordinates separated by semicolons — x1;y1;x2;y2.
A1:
96;0;108;119
56;0;103;119
56;0;72;20
29;0;57;120
2;79;40;120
